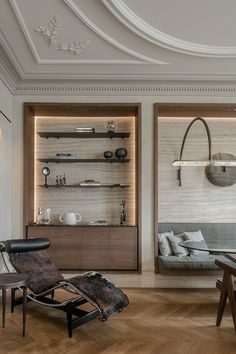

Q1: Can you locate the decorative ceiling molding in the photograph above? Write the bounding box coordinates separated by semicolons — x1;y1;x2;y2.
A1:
57;40;90;56
10;0;164;65
35;15;62;47
102;0;236;58
0;26;26;80
64;0;168;64
13;83;236;97
0;60;16;94
10;0;40;63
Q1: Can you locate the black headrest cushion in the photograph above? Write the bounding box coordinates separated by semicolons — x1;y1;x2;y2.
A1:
0;238;50;253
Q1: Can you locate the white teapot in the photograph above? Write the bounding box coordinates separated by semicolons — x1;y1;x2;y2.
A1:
59;212;82;225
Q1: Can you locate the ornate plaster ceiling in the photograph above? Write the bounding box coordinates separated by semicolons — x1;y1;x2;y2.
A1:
1;0;236;89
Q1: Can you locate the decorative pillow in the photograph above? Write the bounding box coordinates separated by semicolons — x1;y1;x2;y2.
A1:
183;230;209;255
167;233;189;257
158;231;173;256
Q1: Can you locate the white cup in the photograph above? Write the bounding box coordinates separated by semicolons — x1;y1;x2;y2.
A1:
59;212;82;225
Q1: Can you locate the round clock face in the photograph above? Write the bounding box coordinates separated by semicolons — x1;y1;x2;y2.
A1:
42;167;50;176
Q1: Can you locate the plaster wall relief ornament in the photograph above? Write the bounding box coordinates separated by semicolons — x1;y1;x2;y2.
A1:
35;15;90;56
57;40;90;55
35;16;62;47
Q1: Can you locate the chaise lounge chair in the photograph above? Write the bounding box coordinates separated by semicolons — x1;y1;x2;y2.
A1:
0;237;129;337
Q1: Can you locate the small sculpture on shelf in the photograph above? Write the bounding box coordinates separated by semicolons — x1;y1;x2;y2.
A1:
115;148;127;160
106;120;118;133
56;173;67;189
56;175;59;187
103;151;113;159
120;200;126;225
63;173;66;187
42;167;50;187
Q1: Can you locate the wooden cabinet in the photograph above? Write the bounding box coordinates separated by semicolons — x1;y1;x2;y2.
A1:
26;225;138;271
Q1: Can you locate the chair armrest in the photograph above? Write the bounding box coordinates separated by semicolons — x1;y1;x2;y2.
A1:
215;259;236;277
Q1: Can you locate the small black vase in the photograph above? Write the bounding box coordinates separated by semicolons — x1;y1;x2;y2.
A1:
104;151;113;159
115;148;127;160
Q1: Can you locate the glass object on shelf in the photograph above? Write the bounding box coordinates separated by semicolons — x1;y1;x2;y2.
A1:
41;208;51;224
106;120;118;133
36;207;43;224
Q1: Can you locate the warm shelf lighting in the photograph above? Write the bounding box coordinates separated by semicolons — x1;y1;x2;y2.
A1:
173;160;236;167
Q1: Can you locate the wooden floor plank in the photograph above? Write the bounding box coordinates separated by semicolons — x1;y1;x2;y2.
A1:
0;288;235;354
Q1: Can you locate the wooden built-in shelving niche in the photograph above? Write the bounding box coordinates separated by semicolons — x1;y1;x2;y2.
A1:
24;103;141;272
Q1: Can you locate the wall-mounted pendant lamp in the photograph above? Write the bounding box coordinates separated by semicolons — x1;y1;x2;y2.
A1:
173;117;236;187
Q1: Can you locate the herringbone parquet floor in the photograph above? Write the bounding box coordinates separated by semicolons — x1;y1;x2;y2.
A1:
0;288;235;354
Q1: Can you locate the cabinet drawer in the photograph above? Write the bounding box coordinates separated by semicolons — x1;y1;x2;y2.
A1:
26;225;138;271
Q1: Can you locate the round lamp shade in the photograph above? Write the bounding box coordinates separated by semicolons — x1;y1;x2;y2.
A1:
206;152;236;187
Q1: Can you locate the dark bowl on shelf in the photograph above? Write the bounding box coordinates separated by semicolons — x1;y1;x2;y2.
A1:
104;151;113;159
115;148;127;160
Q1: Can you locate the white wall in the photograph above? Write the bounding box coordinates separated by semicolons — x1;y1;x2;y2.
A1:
11;93;236;271
0;80;12;271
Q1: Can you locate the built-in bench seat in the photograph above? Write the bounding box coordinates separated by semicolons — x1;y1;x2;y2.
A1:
158;255;231;272
157;223;236;274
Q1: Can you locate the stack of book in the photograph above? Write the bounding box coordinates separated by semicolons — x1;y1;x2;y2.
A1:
88;220;108;226
79;179;101;186
74;128;95;133
56;153;76;159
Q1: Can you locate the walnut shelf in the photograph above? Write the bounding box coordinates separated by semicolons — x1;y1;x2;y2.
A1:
37;132;130;139
38;158;130;163
38;184;130;188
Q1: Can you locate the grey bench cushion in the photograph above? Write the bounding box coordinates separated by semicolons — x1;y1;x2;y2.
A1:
158;255;232;271
158;223;236;242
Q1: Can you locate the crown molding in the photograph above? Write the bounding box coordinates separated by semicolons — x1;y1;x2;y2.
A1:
13;83;236;97
0;44;18;93
0;62;15;94
64;0;167;64
10;0;40;64
0;27;26;79
103;0;236;58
